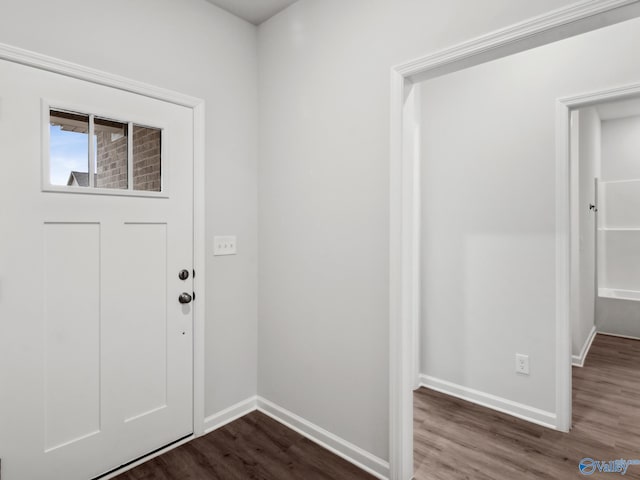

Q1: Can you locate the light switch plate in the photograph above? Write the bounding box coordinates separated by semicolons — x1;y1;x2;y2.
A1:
214;235;237;256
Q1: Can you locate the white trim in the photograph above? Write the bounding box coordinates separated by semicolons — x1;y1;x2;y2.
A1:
395;0;640;78
0;40;208;460
102;396;389;479
555;94;573;434
598;331;640;341
600;177;640;184
418;375;558;430
102;395;389;479
599;227;640;231
403;85;422;392
192;102;206;436
42;98;171;197
205;396;390;479
0;43;202;108
560;82;640;106
389;70;414;480
41;185;169;198
203;396;258;434
257;397;390;480
555;81;640;429
127;122;134;191
41;98;51;191
390;1;640;477
572;327;597;367
88;113;95;187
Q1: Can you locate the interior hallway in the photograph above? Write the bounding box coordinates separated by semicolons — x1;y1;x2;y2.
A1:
414;334;640;479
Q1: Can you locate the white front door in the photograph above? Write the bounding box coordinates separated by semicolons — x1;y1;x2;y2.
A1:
0;58;194;479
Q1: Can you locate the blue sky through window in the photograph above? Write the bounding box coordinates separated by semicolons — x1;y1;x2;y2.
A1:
49;125;89;185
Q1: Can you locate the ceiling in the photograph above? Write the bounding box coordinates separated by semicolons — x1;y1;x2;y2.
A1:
206;0;299;25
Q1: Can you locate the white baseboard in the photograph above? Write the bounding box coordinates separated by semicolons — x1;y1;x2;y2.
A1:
100;395;386;479
203;395;389;479
598;330;640;341
572;326;597;367
203;395;258;434
256;397;390;480
418;374;557;430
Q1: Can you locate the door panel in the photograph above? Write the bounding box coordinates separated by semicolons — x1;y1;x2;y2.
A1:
0;59;194;480
120;223;169;423
44;222;102;452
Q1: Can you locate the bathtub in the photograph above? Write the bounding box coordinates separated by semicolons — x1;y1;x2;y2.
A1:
597;288;640;339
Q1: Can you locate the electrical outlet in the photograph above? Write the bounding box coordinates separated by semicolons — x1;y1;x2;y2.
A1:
213;235;237;256
515;354;530;375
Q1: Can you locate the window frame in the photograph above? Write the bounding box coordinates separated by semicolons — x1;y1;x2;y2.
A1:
42;99;168;198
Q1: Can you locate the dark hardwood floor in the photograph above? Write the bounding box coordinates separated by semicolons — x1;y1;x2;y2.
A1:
414;333;640;479
113;410;375;480
114;334;638;479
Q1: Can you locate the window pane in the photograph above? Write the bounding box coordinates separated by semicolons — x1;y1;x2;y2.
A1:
95;118;128;190
49;110;89;186
133;125;161;192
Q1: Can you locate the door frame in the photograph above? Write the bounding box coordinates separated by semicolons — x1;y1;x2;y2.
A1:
559;81;640;347
0;42;207;439
388;1;640;478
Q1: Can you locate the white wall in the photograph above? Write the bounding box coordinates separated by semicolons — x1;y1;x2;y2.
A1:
418;17;640;416
257;0;583;461
601;116;640;181
574;108;599;357
0;0;258;419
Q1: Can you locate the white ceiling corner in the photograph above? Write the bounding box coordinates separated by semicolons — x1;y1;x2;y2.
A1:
205;0;299;25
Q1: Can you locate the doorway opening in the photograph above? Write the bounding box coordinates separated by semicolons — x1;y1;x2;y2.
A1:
390;2;640;479
571;97;640;358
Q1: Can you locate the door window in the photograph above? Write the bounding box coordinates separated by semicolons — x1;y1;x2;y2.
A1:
48;108;162;193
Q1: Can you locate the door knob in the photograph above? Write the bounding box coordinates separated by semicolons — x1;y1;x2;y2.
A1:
178;269;190;280
178;292;192;304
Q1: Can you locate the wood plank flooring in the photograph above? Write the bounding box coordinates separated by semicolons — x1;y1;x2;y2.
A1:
414;334;640;479
112;410;375;480
114;334;638;479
